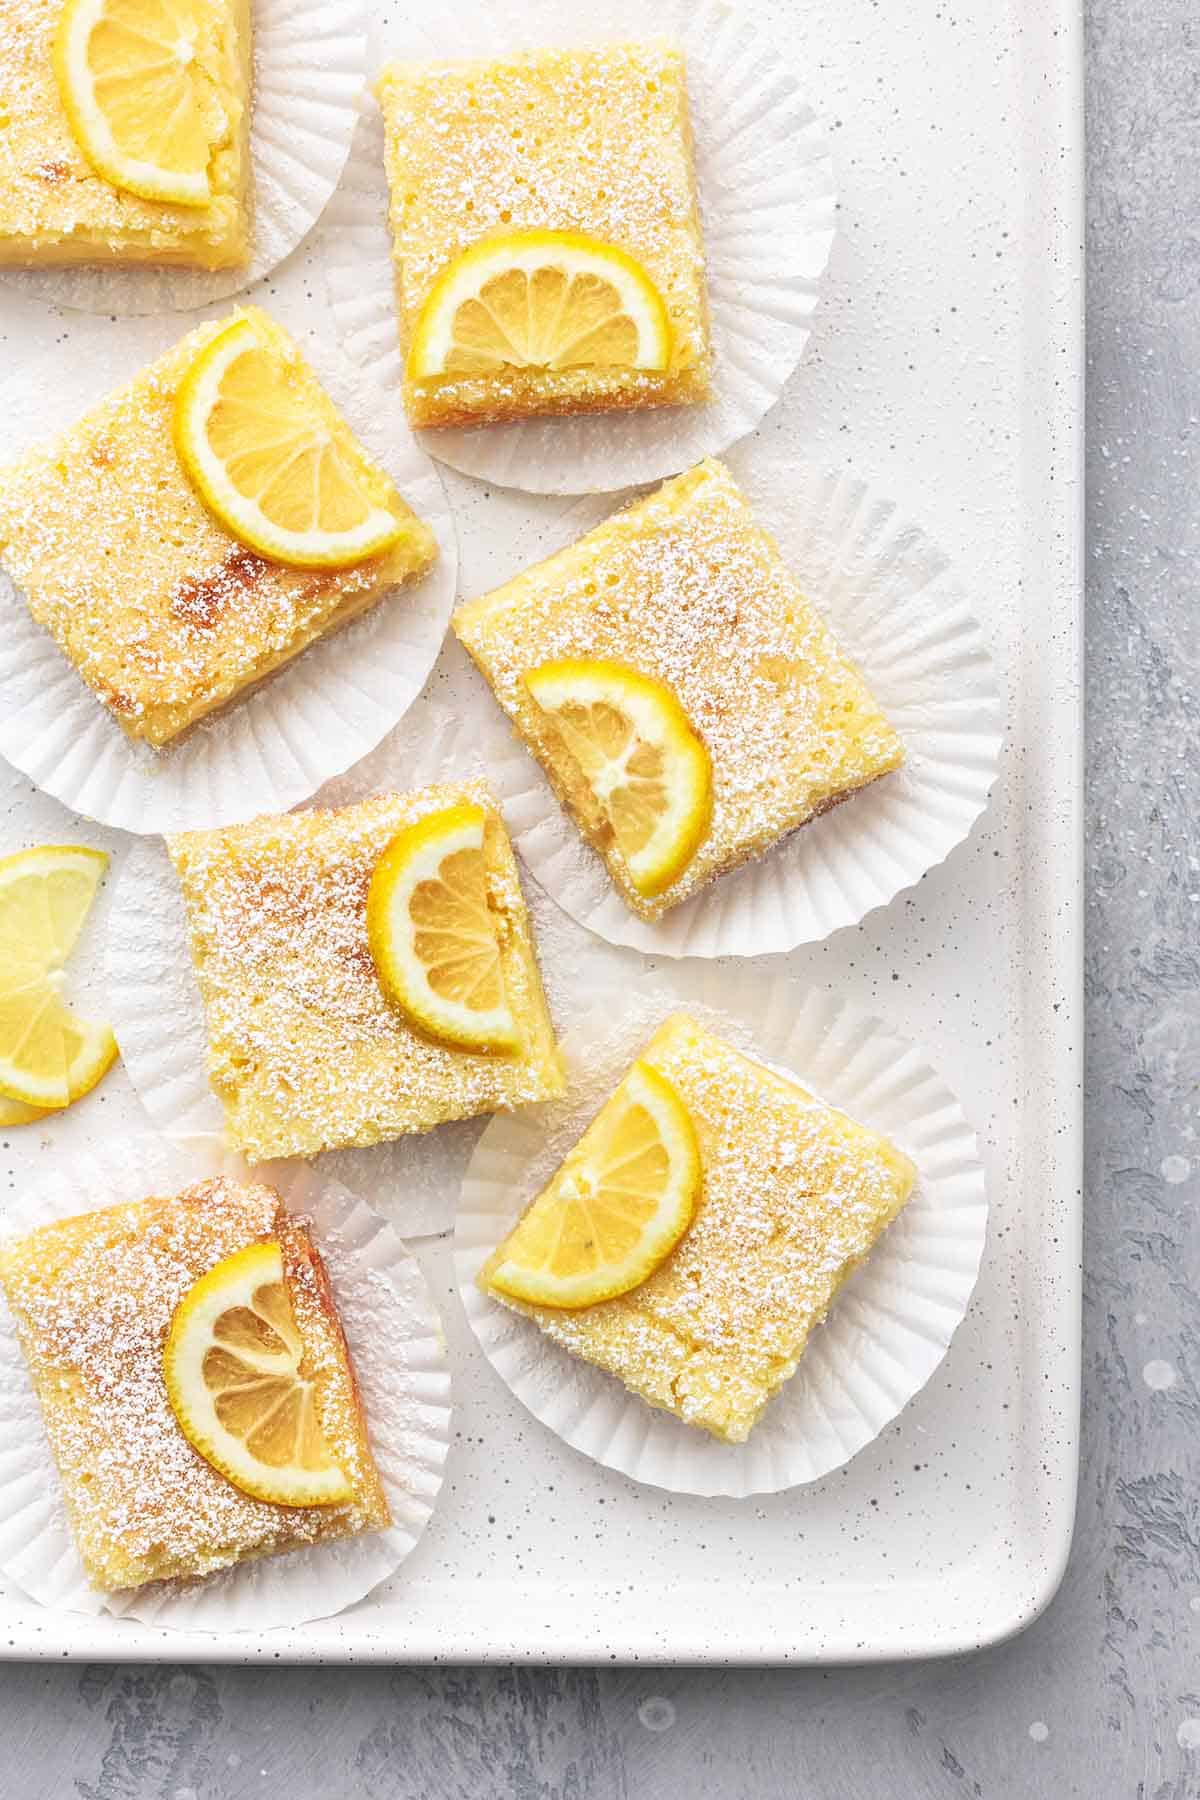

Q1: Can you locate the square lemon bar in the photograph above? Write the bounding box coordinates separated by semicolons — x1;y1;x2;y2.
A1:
375;41;712;428
482;1013;917;1444
0;1176;390;1590
0;306;438;747
454;458;905;922
0;0;253;269
169;782;565;1164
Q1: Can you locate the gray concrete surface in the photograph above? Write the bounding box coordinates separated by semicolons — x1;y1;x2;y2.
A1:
0;0;1190;1793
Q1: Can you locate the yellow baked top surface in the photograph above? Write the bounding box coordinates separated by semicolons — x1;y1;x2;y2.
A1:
0;1177;389;1590
169;783;565;1163
0;306;437;746
0;0;252;267
485;1012;917;1444
375;41;711;424
454;458;905;920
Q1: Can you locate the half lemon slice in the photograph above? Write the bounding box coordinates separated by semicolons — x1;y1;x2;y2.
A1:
525;659;713;899
0;845;117;1111
484;1060;702;1310
163;1241;354;1508
366;802;520;1055
55;0;230;207
174;316;406;569
409;230;672;380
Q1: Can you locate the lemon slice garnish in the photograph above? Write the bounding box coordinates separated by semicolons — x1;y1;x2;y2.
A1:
366;802;520;1056
174;316;407;570
484;1060;702;1310
0;845;117;1111
409;230;673;380
163;1241;354;1508
525;659;713;899
54;0;231;207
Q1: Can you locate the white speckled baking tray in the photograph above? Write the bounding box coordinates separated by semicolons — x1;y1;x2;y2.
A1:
0;0;1081;1663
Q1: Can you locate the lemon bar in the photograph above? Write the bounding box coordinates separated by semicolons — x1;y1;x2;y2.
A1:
169;782;565;1164
454;458;905;922
0;0;252;270
0;1176;390;1590
376;42;712;429
0;306;438;748
482;1013;917;1444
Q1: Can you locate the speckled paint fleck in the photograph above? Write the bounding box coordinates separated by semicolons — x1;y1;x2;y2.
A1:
0;0;1182;1788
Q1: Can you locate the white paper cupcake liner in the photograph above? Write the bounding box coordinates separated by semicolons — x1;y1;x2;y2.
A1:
0;0;368;317
325;0;836;494
455;975;988;1498
465;446;1005;957
0;338;458;837
0;1134;452;1633
105;704;571;1241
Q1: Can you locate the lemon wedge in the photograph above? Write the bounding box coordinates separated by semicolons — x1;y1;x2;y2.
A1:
525;659;712;898
409;230;672;380
0;845;117;1111
163;1241;354;1508
174;315;406;569
484;1060;702;1309
55;0;230;207
366;802;520;1055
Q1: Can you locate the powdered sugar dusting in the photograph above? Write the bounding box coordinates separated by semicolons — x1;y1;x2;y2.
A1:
485;1011;914;1443
168;783;563;1163
0;1177;376;1590
326;0;836;492
457;978;988;1497
455;458;903;919
0;0;369;317
377;39;711;425
0;307;435;748
0;314;458;835
0;1140;453;1630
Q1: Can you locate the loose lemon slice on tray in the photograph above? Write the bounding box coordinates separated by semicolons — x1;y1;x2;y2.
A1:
485;1061;702;1310
55;0;230;206
174;316;406;569
367;802;520;1055
0;846;117;1111
525;659;713;899
164;1241;354;1508
409;230;673;379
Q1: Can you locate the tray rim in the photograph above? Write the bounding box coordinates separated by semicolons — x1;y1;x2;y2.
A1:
0;0;1085;1666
